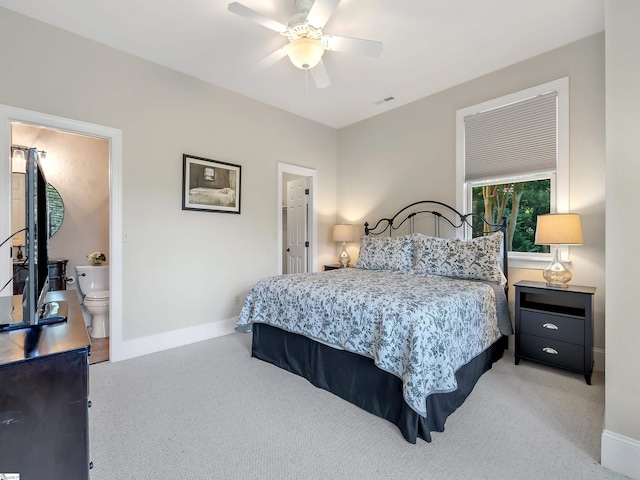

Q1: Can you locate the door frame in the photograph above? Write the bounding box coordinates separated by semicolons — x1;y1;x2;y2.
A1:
0;104;124;361
277;163;317;274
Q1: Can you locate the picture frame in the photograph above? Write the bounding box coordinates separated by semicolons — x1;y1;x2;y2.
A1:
182;154;241;214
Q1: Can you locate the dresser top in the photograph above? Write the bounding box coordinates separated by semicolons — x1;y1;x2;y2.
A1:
514;280;597;294
0;290;90;366
13;258;68;265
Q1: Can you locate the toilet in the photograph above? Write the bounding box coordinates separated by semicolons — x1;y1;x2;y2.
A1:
75;265;109;338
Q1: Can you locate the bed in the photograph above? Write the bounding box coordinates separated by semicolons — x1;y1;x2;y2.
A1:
237;201;513;443
188;187;236;207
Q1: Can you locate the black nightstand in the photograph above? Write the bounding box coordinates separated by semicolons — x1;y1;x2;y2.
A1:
324;264;345;271
514;280;596;385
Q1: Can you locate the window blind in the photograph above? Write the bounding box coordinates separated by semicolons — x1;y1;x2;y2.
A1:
464;91;557;182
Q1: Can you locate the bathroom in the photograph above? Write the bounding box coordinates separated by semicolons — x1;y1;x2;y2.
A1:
11;123;110;361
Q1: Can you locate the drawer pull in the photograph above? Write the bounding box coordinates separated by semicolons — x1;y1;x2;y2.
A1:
542;323;559;330
542;347;559;355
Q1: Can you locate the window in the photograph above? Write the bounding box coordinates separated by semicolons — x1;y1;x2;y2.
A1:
470;177;551;253
456;78;569;268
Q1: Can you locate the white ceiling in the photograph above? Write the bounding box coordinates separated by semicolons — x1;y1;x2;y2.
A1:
0;0;604;129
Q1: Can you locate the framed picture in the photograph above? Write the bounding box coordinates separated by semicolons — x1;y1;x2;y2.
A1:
182;154;241;214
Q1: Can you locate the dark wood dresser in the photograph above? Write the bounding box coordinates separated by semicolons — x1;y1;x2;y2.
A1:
514;280;596;384
12;258;68;294
0;290;92;479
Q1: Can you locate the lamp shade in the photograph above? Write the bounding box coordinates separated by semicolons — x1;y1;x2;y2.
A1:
287;37;324;70
12;148;26;173
333;224;355;242
535;213;583;245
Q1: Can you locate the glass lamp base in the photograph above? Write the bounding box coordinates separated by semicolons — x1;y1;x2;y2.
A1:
338;242;350;268
543;248;572;288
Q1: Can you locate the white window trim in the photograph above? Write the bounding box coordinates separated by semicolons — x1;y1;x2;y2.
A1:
455;77;569;270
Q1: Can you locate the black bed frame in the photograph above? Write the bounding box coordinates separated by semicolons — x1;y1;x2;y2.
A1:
364;200;508;292
251;200;510;443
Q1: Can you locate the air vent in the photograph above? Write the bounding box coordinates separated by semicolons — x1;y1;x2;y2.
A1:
375;96;395;105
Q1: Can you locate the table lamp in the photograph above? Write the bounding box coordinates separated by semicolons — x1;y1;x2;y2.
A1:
535;213;583;288
333;224;355;267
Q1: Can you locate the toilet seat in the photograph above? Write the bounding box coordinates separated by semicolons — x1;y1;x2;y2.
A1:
86;290;110;301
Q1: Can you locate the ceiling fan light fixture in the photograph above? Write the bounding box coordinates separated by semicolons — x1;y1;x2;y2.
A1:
287;37;324;70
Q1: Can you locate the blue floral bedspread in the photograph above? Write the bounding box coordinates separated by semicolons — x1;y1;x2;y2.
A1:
236;268;511;417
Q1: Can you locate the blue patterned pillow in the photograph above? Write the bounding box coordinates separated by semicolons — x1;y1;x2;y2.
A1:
355;235;414;271
412;232;505;284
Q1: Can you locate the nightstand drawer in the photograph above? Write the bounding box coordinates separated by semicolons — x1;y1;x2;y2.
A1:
519;310;584;345
519;334;584;372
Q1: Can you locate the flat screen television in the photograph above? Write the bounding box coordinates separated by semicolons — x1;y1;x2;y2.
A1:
23;147;51;325
0;148;66;332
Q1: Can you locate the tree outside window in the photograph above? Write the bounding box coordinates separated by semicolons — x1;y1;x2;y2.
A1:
470;178;551;253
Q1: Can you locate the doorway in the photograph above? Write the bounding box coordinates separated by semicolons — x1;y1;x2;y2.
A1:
11;124;110;362
0;103;123;361
277;163;317;274
283;174;309;274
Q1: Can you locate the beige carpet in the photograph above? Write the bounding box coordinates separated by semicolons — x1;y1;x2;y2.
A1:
88;333;629;479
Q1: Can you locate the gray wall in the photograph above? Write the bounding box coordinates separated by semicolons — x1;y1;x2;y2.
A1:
337;34;606;367
604;0;640;473
0;7;338;340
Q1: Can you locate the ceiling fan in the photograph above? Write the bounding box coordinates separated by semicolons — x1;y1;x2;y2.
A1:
228;0;383;89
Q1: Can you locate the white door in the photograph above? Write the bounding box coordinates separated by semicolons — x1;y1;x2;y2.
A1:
286;177;309;274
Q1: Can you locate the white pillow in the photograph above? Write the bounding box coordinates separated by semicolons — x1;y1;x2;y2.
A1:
355;235;414;271
412;232;505;284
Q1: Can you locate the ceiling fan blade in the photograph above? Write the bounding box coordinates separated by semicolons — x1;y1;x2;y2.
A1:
306;0;341;29
323;35;383;57
311;59;331;89
228;2;288;34
249;45;289;71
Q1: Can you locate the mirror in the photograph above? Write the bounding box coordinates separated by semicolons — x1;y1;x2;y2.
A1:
47;183;64;237
11;173;65;242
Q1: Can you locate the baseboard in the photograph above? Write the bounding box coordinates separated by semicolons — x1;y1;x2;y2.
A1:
594;347;605;372
109;320;606;369
111;317;237;362
601;429;640;479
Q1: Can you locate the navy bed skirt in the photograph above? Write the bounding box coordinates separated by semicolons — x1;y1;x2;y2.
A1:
251;323;506;443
